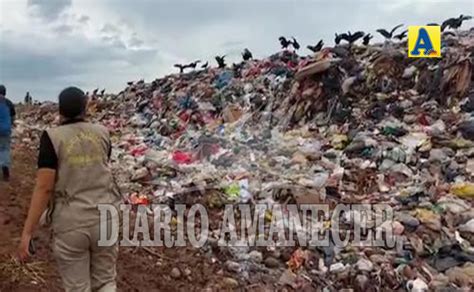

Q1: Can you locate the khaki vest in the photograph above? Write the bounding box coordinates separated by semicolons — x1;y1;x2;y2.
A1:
46;122;120;234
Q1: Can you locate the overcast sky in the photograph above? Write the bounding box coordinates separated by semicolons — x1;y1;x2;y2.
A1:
0;0;472;101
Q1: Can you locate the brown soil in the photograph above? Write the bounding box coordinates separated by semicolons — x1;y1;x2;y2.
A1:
0;146;268;292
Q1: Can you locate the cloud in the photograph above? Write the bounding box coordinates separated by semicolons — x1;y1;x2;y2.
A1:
2;0;473;101
101;35;127;49
53;24;74;35
78;15;90;24
129;35;145;47
0;21;160;100
101;23;121;34
27;0;72;21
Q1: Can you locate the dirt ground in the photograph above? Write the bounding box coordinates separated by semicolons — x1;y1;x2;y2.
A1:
0;146;269;292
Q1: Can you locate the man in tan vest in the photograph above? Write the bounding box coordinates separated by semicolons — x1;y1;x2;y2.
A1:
18;87;121;292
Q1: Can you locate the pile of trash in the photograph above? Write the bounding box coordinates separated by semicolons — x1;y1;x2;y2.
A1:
15;29;474;291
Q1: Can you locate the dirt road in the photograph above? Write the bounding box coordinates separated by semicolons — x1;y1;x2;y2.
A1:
0;147;250;292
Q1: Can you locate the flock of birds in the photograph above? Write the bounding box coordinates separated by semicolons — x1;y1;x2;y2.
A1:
85;88;106;98
172;15;472;74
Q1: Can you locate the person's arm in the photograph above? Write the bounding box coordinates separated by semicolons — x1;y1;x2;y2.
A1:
6;99;15;124
18;131;58;261
18;169;56;260
108;138;112;161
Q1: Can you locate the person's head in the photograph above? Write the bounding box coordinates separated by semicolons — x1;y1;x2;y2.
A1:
0;85;6;96
59;87;88;120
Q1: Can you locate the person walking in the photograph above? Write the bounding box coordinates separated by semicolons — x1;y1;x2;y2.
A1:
24;91;32;105
0;84;16;181
18;87;121;292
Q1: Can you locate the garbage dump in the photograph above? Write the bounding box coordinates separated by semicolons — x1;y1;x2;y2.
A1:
13;29;474;291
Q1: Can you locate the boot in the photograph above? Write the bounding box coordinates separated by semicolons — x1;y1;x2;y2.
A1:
2;167;9;181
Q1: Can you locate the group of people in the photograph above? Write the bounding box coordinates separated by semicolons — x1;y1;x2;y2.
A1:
0;84;120;291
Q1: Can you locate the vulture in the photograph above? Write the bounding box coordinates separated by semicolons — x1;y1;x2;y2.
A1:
442;15;472;31
362;34;373;45
307;40;324;53
291;37;300;50
335;33;343;45
187;60;201;69
215;55;226;68
376;24;404;39
393;30;408;41
279;36;292;49
242;48;253;61
174;64;186;73
443;31;456;37
340;31;365;45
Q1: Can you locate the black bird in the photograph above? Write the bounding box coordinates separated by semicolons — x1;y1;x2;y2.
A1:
376;24;404;40
187;60;201;69
442;15;472;31
279;36;292;49
232;62;244;71
242;48;253;61
92;88;99;95
233;63;244;78
201;62;209;69
307;39;324;53
335;33;343;45
441;21;451;32
443;31;456;38
215;55;226;68
340;31;365;45
127;81;134;86
291;37;300;50
428;23;448;32
362;34;373;45
100;89;105;96
393;30;408;41
174;64;186;73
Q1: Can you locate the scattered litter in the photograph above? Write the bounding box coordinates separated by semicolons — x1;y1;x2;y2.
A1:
14;28;474;291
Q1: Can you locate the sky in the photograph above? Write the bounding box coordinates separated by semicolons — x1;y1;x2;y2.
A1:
0;0;473;102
